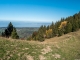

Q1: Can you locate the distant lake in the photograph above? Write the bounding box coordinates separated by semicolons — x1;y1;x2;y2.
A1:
0;21;51;27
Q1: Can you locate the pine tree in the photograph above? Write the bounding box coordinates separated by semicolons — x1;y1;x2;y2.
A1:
5;29;9;38
65;22;72;34
11;27;19;39
2;22;14;38
37;33;45;42
72;19;79;32
58;29;63;36
47;25;49;30
78;19;80;28
32;31;38;40
7;22;13;36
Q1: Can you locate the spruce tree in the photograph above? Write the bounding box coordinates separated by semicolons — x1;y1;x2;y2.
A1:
2;22;14;38
7;22;13;36
65;22;72;34
11;27;19;39
78;19;80;28
5;29;9;38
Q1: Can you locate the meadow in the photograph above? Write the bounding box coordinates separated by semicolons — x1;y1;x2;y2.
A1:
0;30;80;60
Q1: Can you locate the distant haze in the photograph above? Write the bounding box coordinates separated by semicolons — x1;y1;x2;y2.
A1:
0;21;51;27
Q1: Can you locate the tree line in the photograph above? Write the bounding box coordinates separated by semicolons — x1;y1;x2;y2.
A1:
1;22;19;39
27;12;80;41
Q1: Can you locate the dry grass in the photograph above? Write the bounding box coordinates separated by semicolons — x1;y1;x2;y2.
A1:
0;30;80;60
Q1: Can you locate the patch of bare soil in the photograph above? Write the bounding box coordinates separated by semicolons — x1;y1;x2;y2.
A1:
52;53;61;59
39;55;46;60
41;46;52;54
26;55;34;60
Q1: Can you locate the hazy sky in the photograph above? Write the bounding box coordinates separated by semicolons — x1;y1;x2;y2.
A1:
0;0;80;23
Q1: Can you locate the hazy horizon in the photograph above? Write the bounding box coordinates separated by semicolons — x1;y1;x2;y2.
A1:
0;21;51;27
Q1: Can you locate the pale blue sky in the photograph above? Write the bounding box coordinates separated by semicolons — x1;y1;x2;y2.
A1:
0;0;80;23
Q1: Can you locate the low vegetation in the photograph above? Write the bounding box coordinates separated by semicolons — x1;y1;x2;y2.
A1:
0;30;80;60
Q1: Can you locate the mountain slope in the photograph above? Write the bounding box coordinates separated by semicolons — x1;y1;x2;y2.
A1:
0;30;80;60
30;12;80;41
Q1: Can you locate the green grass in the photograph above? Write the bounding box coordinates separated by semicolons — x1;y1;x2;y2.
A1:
0;36;80;60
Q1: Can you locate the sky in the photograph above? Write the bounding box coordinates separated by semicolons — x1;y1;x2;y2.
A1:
0;0;80;23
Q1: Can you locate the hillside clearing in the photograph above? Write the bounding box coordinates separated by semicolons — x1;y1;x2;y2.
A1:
0;30;80;60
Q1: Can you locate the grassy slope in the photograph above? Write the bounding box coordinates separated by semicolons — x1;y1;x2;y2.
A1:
0;30;80;60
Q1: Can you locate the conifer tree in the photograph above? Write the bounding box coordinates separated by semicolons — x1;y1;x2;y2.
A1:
37;32;45;42
2;22;14;38
65;22;72;34
11;27;19;39
7;22;13;36
78;19;80;28
5;29;9;38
